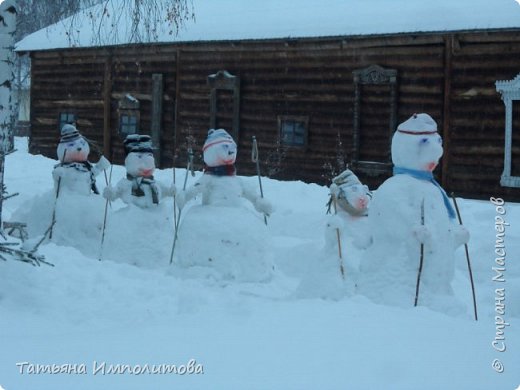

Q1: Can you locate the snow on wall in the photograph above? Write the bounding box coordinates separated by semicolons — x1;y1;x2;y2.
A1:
15;0;520;52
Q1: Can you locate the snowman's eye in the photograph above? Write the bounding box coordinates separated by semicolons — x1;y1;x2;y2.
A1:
419;138;429;145
67;143;75;147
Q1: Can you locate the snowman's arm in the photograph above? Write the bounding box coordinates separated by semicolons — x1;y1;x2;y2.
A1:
176;179;204;209
52;166;66;192
241;180;273;215
157;181;177;199
449;222;470;248
103;179;125;201
91;156;111;177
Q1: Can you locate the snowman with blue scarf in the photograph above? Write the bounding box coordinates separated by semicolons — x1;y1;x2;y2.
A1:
357;113;469;312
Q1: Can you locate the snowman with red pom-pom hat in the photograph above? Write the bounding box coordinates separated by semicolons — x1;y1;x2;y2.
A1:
52;124;110;196
357;113;469;313
174;129;274;282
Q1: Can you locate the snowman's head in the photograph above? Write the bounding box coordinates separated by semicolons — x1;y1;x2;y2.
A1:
343;183;371;212
202;129;237;167
57;124;90;163
123;134;156;177
391;113;443;172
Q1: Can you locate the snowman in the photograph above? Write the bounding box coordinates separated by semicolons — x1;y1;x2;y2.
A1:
357;113;469;312
103;134;175;208
174;129;274;282
52;124;110;195
328;168;372;217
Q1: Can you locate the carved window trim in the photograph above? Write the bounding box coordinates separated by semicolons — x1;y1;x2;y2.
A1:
207;70;240;141
278;115;309;148
352;64;398;175
496;73;520;187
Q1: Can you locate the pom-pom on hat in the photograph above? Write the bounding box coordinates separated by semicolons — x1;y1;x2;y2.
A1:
202;129;236;152
397;113;437;135
59;124;82;143
123;134;154;155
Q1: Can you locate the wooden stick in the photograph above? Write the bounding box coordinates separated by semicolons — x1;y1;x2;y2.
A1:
331;193;345;280
451;193;478;321
414;199;425;307
251;136;268;225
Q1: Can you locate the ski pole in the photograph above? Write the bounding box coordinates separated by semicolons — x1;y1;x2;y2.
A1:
98;163;113;261
414;198;425;307
169;148;194;264
251;136;268;225
451;193;478;321
49;149;67;240
331;192;345;280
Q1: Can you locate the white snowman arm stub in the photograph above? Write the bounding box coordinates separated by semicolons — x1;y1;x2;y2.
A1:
241;181;273;215
158;181;177;198
103;180;124;202
450;223;470;248
176;181;203;210
91;156;111;177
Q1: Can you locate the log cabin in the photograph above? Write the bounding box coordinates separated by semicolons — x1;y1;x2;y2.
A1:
15;0;520;200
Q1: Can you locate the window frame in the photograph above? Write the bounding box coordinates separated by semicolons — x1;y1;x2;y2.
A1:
278;115;309;148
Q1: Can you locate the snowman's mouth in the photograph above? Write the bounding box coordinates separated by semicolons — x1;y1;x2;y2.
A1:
139;168;154;177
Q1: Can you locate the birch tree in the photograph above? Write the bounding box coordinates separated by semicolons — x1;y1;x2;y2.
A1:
0;0;17;153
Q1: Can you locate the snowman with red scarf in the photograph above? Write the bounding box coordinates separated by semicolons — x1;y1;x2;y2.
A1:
174;129;274;282
52;124;110;195
357;113;469;313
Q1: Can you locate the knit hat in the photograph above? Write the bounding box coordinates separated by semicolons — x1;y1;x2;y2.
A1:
397;113;437;135
60;124;82;143
123;134;154;155
202;129;236;152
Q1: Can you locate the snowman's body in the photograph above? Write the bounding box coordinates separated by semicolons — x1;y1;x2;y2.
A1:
175;129;273;282
52;125;109;196
104;139;173;208
357;114;469;311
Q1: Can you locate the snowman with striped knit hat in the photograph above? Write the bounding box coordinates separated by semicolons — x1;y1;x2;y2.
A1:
174;129;274;282
52;124;110;196
357;113;470;313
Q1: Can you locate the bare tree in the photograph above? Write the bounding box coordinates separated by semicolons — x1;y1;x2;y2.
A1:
1;0;194;245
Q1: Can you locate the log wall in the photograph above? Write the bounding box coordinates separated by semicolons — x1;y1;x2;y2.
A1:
26;29;520;200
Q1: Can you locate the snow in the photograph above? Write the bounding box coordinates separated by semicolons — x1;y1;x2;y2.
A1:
15;0;520;52
1;137;520;389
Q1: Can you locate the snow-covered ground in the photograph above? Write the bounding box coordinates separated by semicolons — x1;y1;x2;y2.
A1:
1;137;519;390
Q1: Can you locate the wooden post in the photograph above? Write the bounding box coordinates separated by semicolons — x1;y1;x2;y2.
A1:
173;49;181;167
151;73;163;167
441;35;453;189
103;53;113;158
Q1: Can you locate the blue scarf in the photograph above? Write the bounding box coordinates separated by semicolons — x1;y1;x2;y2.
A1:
393;166;456;220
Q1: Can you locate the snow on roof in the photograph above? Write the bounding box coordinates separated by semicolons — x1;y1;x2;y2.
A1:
15;0;520;52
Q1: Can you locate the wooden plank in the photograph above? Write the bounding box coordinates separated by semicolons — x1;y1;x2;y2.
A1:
151;73;164;166
103;54;113;158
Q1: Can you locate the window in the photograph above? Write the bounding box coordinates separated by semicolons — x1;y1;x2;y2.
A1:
278;116;308;147
119;113;139;136
58;112;76;131
118;94;140;138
